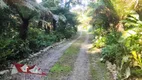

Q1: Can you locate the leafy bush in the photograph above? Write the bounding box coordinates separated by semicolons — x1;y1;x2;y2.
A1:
28;28;59;52
8;39;31;59
64;27;77;39
105;31;122;45
102;13;142;79
93;36;106;48
89;0;142;78
102;43;126;64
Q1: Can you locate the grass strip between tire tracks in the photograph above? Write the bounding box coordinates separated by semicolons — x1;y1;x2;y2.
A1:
46;32;86;80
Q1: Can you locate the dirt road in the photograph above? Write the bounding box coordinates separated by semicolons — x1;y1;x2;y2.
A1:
12;31;112;80
68;32;90;80
12;32;82;80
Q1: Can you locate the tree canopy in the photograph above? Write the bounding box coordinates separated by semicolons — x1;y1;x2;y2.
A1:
0;0;78;71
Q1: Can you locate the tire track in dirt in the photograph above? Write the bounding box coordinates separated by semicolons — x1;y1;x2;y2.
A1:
68;31;90;80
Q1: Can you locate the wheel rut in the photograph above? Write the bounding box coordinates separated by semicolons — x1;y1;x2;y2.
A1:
68;32;90;80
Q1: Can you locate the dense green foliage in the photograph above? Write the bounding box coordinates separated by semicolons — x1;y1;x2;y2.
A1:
88;0;142;79
1;0;142;79
0;0;78;70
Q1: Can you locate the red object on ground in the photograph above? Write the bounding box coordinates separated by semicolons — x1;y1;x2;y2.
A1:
12;63;47;76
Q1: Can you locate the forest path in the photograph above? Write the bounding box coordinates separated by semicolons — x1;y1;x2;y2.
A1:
12;32;82;80
68;31;90;80
68;31;112;80
12;31;112;80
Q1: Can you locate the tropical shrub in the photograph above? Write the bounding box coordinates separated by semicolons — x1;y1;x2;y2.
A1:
89;0;142;79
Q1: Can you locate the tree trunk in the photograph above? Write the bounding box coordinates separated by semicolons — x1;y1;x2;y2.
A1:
53;19;57;31
20;19;29;40
115;22;124;32
38;21;42;28
44;25;50;34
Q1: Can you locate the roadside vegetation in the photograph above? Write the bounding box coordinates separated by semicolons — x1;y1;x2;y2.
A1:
0;0;78;71
87;0;142;79
0;0;142;80
89;51;112;80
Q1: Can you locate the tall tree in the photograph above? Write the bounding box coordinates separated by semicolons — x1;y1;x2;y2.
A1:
3;0;52;39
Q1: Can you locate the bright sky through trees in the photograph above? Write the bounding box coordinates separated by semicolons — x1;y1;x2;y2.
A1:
36;0;42;3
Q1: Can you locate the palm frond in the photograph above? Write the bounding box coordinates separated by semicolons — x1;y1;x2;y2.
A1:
0;0;7;8
3;0;54;21
4;0;37;10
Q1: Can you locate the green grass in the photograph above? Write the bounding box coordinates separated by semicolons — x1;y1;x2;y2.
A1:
88;49;113;80
89;54;98;80
46;32;86;80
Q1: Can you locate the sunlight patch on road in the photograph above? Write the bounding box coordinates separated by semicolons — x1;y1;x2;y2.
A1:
87;47;102;54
